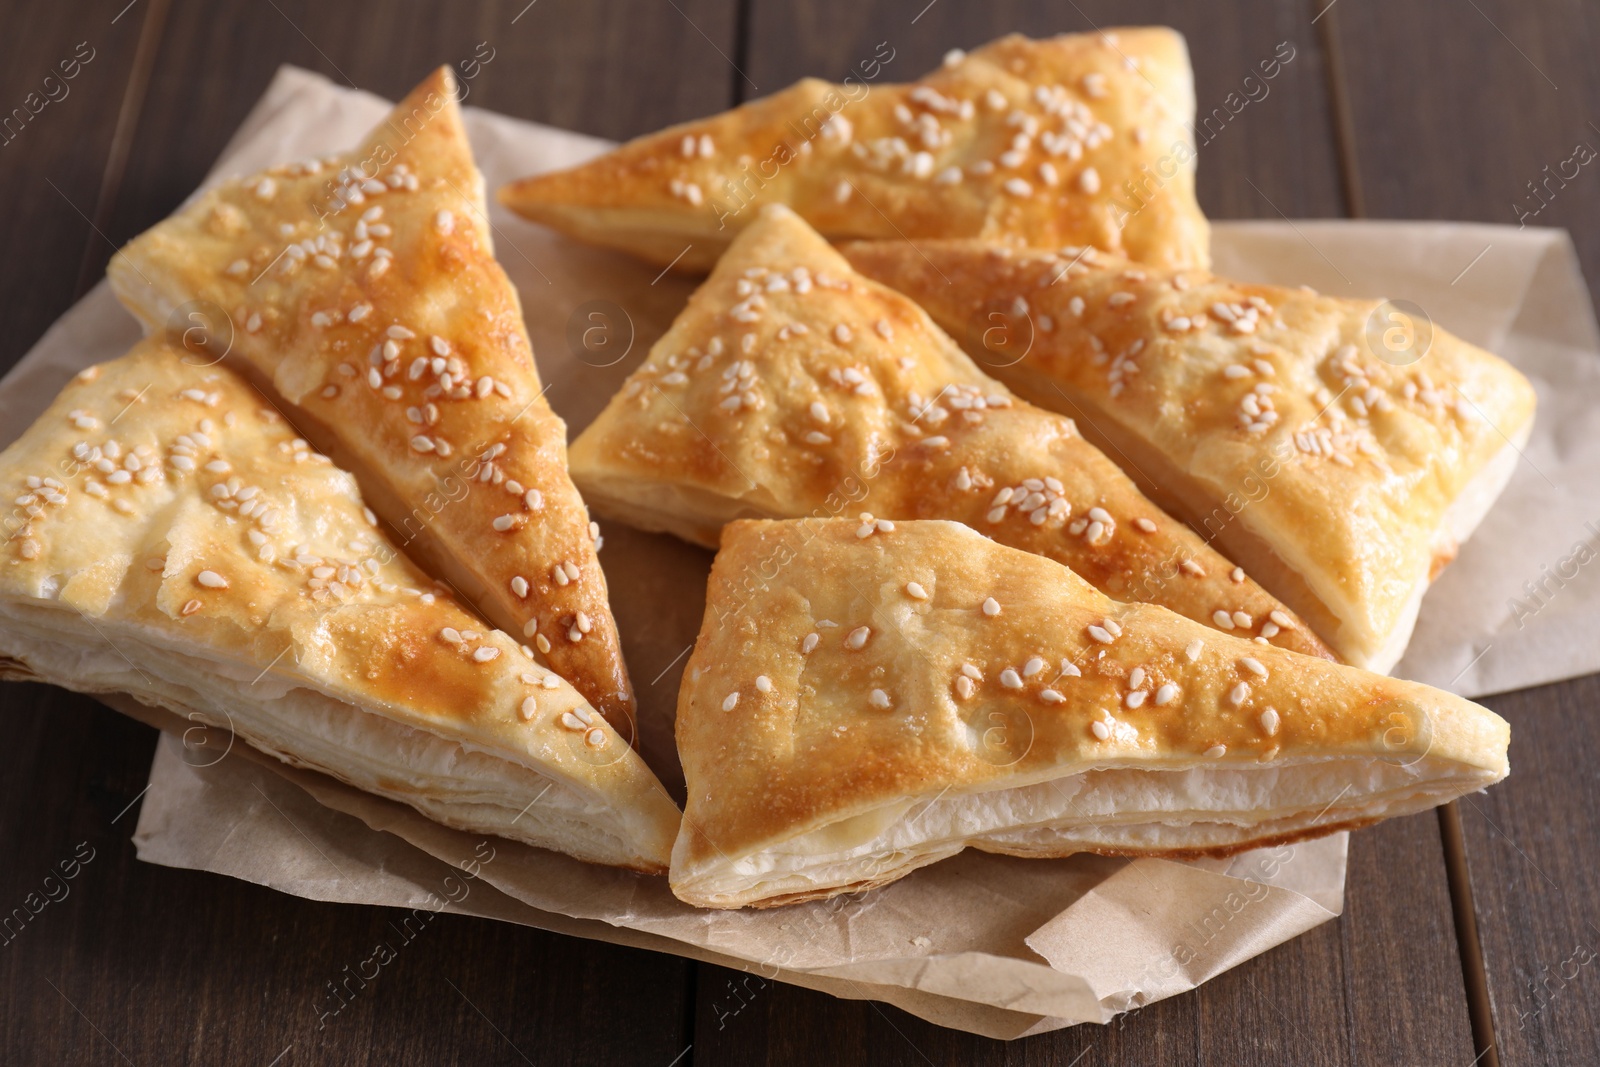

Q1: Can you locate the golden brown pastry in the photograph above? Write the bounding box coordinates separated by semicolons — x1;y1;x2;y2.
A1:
844;240;1538;672
671;518;1510;908
0;341;679;872
570;205;1330;658
105;68;637;731
499;28;1207;272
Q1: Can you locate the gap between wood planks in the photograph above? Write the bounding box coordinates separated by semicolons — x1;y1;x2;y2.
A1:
1314;2;1499;1064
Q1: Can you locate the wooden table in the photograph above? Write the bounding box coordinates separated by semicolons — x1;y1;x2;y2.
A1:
2;1;1594;1063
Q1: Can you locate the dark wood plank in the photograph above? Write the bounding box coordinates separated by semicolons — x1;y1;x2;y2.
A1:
92;0;743;278
0;0;164;374
1328;3;1600;1063
2;0;743;1062
693;1;1477;1063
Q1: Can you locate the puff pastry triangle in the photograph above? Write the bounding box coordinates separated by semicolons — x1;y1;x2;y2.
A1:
571;205;1331;659
671;518;1509;908
844;239;1538;672
499;28;1208;272
0;341;679;872
106;67;637;730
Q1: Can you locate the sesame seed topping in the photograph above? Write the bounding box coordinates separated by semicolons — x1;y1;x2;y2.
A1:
1205;744;1227;758
1229;682;1250;707
1125;690;1147;709
1240;657;1268;678
1024;656;1046;677
519;696;537;721
755;675;773;693
1040;689;1065;703
722;691;740;712
1091;720;1111;741
845;626;871;650
1087;625;1114;644
473;646;500;663
181;599;203;616
905;581;928;600
1269;610;1294;628
492;514;517;532
981;597;1001;617
955;676;975;699
801;632;819;653
1129;667;1146;689
196;570;228;589
1155;683;1179;706
1077;167;1101;194
1211;610;1235;630
1185;639;1204;661
1134;518;1157;533
1260;707;1281;736
1000;668;1023;689
510;576;529;598
869;688;891;709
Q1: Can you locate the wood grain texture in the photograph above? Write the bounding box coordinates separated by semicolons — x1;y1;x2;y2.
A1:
2;0;1587;1062
0;0;160;374
1329;4;1600;1062
90;0;742;282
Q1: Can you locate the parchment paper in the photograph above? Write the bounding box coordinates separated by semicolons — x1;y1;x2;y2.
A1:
4;66;1598;1038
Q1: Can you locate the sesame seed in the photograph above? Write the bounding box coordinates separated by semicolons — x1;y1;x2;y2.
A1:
981;597;1001;617
1077;167;1101;194
1058;660;1082;678
510;576;529;597
1240;657;1268;678
1232;611;1252;629
492;514;516;532
845;626;871;650
906;581;928;600
1091;720;1111;741
1211;610;1235;630
1155;683;1179;706
1229;683;1250;707
1040;689;1065;703
1024;656;1046;677
518;696;537;721
1129;667;1146;689
1003;177;1033;197
1000;669;1023;689
869;689;891;709
1125;690;1147;709
1269;610;1294;628
1087;625;1114;644
196;570;228;589
435;210;454;235
955;676;975;699
473;646;500;663
1260;707;1281;736
722;691;740;712
961;664;983;681
1185;639;1204;661
755;675;773;693
801;632;819;653
1134;518;1157;533
1205;744;1227;758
